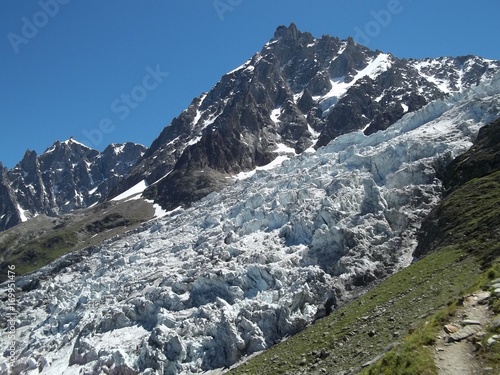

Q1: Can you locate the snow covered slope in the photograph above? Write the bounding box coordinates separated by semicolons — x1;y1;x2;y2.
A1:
2;73;500;374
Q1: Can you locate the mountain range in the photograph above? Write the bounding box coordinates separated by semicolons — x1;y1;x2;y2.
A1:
0;140;146;231
1;23;500;374
1;23;499;232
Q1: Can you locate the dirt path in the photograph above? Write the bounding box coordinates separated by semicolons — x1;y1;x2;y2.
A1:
434;291;493;375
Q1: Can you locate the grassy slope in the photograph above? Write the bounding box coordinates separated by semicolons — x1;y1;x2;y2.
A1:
0;199;155;282
362;171;500;375
228;122;500;374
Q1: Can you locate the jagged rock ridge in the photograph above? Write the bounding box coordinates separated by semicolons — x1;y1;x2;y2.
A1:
115;23;499;211
0;139;146;231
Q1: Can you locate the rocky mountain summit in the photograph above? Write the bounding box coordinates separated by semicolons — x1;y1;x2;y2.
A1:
117;23;499;211
0;139;146;231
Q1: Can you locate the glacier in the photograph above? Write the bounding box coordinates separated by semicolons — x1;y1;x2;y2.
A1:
1;73;500;375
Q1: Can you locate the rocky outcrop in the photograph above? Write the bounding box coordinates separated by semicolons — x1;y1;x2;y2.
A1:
444;117;500;190
0;163;21;231
414;117;500;259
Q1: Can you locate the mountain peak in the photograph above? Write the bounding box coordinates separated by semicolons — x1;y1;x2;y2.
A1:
103;142;147;157
21;148;38;159
61;137;91;149
42;138;94;157
346;35;356;46
273;22;300;40
9;149;39;174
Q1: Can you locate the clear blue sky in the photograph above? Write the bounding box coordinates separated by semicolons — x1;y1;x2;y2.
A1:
1;0;499;168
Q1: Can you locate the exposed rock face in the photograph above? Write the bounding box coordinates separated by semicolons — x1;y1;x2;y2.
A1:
0;139;146;231
2;24;499;224
0;163;21;230
444;117;500;190
118;23;500;210
414;117;500;259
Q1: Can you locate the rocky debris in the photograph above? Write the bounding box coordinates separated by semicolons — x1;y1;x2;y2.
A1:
483;280;500;349
487;335;500;347
448;325;482;342
440;292;492;343
488;278;500;298
461;319;482;326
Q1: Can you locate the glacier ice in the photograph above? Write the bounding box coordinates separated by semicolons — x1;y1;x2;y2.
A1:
1;74;500;374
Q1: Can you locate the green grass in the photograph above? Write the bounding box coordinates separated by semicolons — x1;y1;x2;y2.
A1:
3;229;79;278
359;172;500;375
0;199;155;282
363;260;500;375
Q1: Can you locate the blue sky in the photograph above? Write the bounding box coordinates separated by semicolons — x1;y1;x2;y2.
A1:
0;0;499;168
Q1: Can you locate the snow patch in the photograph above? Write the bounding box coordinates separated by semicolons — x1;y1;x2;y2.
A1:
111;180;147;201
227;56;257;75
187;136;202;146
16;204;28;222
234;154;291;180
270;107;282;123
112;144;126;154
153;203;168;219
63;138;91;149
316;53;393;116
192;93;208;126
167;136;180;147
273;143;296;154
